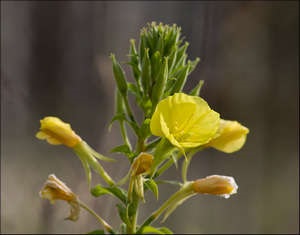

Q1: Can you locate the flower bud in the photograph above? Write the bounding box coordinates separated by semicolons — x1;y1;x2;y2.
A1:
39;174;80;221
36;116;82;148
192;175;238;199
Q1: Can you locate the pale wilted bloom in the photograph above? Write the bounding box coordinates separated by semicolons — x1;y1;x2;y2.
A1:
192;175;238;199
131;152;154;176
207;119;249;153
36;117;82;148
150;93;220;152
128;153;154;202
39;174;80;221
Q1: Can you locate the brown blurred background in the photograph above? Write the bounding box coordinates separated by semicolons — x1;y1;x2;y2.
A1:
1;1;299;234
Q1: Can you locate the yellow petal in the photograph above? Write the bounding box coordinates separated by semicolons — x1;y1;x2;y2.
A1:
150;93;220;150
36;116;82;147
207;119;249;153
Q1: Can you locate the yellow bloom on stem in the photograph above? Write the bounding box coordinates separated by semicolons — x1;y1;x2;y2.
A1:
36;116;115;187
207;119;249;153
150;93;220;151
36;116;82;148
192;175;238;199
39;174;80;221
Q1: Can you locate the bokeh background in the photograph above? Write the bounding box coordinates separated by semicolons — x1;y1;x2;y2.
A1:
1;1;299;234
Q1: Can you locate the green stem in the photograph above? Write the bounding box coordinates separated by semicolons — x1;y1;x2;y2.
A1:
155;152;183;178
79;201;115;234
120;120;132;150
150;138;176;177
123;95;140;136
137;183;194;233
181;147;203;183
126;192;140;234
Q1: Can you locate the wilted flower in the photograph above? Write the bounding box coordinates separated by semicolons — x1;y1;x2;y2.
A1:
39;174;80;221
192;175;238;199
150;93;220;152
36;117;82;148
128;153;154;202
131;152;154;176
206;119;249;153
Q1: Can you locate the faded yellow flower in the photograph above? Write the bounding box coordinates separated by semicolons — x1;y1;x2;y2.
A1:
207;119;249;153
39;174;80;221
131;152;154;176
150;93;220;151
36;116;82;148
192;175;238;198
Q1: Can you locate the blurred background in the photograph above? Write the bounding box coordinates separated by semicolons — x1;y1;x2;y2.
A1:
1;1;299;234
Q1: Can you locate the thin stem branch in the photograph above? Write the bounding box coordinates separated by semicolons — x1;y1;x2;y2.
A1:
79;201;115;234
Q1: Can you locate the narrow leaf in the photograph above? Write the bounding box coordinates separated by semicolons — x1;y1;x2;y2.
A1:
144;179;159;200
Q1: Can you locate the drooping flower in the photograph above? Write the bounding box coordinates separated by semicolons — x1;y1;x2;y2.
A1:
128;153;154;202
36;117;82;148
192;175;238;199
206;119;249;153
39;174;80;221
131;152;154;176
150;93;220;152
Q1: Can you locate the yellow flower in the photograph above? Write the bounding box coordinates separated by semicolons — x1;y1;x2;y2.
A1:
150;93;220;151
192;175;238;198
36;116;82;148
207;119;249;153
39;174;80;221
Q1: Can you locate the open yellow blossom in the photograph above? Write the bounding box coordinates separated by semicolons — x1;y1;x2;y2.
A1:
150;93;220;151
192;175;238;198
207;119;249;153
39;174;80;221
36;116;82;148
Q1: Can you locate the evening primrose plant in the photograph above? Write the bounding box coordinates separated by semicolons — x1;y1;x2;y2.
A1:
36;22;249;234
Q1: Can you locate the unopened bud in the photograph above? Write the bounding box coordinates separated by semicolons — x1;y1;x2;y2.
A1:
192;175;238;199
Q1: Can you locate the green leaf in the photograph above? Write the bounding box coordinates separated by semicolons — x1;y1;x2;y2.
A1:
151;56;169;108
129;39;141;82
190;79;204;96
169;63;190;94
144;179;159;200
90;184;112;197
110;144;131;155
141;48;151;96
140;118;151;139
141;226;173;234
188;57;200;74
116;203;129;224
109;113;126;129
127;82;141;98
158;227;173;234
91;184;127;204
87;229;105;234
110;54;128;95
